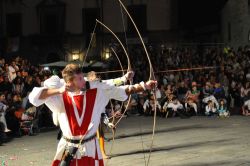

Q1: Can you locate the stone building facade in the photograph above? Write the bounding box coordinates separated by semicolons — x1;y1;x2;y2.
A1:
0;0;249;63
221;0;250;47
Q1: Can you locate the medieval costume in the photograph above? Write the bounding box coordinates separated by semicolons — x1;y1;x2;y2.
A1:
29;75;148;166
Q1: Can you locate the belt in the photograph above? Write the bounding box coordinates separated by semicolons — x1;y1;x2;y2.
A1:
63;134;96;144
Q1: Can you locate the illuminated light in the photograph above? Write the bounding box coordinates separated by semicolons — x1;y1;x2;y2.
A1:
103;48;111;60
72;53;80;61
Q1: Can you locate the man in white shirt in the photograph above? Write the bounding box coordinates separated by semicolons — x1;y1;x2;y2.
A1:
242;99;250;116
8;61;19;82
29;64;156;166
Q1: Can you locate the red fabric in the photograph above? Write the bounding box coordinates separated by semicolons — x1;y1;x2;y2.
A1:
51;157;104;166
62;89;97;136
74;95;84;117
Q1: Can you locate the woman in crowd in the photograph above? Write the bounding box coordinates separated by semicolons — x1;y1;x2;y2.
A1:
185;82;200;115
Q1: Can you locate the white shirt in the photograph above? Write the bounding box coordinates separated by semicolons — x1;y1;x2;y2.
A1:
164;101;183;111
205;105;217;113
244;100;250;110
28;75;129;161
8;65;17;82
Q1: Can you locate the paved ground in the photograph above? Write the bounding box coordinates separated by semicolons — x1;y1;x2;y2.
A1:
1;116;250;166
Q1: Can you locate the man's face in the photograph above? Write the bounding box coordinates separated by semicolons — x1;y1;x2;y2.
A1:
70;73;86;90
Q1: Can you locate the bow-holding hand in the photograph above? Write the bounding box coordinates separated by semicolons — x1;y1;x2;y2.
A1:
145;80;158;90
123;71;134;82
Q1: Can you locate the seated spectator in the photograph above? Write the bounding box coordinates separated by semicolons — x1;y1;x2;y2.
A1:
185;97;198;116
177;81;188;103
143;95;161;116
165;84;173;98
218;99;230;117
213;83;226;100
110;100;122;118
205;100;217;116
0;92;11;132
241;82;250;102
202;82;219;111
185;83;200;115
163;96;187;118
203;82;214;98
162;93;174;117
186;82;200;102
136;97;145;116
242;99;250;116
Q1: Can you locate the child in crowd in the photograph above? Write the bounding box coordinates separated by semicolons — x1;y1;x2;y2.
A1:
205;100;217;116
218;99;230;117
143;95;161;116
163;96;186;118
185;97;198;116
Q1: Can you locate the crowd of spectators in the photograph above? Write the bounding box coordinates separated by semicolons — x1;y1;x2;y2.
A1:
0;57;54;144
108;45;250;119
1;45;250;144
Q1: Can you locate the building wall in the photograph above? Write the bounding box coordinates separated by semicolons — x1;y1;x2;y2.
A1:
221;0;250;47
2;0;173;36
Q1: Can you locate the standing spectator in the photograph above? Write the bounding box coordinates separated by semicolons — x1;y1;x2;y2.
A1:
8;61;19;82
13;77;24;95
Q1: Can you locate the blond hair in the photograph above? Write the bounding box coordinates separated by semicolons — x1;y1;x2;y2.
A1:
62;64;82;82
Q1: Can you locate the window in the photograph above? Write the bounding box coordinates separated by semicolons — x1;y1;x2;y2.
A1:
37;0;65;35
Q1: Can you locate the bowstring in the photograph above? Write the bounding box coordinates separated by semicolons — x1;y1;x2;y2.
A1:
82;21;98;70
118;3;148;166
106;47;125;166
117;1;157;166
120;4;129;53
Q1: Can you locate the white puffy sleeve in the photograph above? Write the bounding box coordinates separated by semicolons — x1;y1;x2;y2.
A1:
90;81;128;101
28;76;65;113
101;77;126;86
29;87;47;107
